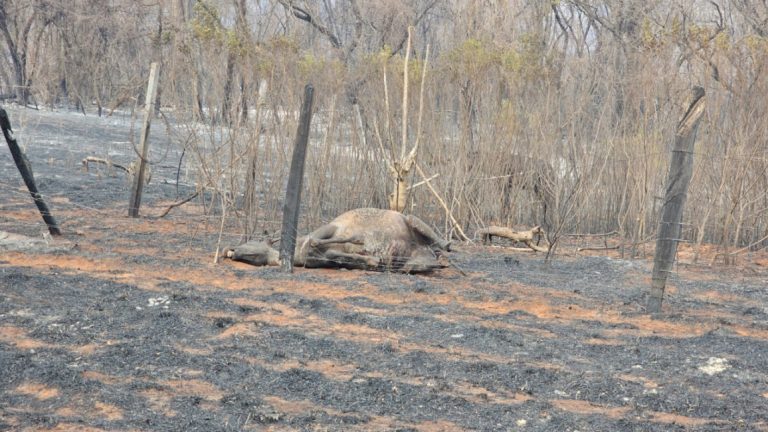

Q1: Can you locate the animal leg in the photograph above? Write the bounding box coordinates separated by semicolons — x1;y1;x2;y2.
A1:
405;215;451;251
297;224;338;261
305;249;380;270
309;235;364;248
308;223;338;241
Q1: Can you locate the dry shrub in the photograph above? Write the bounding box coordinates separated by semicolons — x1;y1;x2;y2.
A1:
5;0;767;257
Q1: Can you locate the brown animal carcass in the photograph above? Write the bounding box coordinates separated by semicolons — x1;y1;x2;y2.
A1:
226;208;451;273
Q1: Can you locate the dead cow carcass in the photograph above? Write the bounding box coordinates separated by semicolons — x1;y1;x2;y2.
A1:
226;208;451;273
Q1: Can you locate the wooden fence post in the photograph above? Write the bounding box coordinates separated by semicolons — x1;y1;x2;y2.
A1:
648;87;706;313
128;62;160;217
0;108;61;236
280;84;315;273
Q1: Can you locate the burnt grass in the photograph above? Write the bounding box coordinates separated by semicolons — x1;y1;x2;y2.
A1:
2;107;768;431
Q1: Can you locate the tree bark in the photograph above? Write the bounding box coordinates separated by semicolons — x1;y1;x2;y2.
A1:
128;63;160;218
0;108;60;235
0;3;33;105
648;87;706;313
280;84;315;273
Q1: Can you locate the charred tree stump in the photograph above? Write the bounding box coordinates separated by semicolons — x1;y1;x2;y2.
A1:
128;62;159;218
648;87;706;314
0;108;61;236
279;84;315;273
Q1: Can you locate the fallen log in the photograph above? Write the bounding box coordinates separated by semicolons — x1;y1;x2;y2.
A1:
82;156;151;184
577;245;620;252
477;225;549;252
82;156;131;174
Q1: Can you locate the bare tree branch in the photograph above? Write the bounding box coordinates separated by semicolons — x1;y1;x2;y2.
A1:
277;0;341;48
732;0;768;37
389;0;441;56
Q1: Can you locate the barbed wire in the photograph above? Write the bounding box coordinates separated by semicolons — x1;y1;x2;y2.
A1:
2;191;765;279
2;209;761;286
2;169;767;235
0;173;762;249
3;111;768;254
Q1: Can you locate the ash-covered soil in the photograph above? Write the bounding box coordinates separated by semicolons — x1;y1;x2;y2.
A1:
2;106;768;431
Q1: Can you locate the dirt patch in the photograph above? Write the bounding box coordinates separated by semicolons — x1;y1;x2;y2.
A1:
550;399;630;418
15;383;60;401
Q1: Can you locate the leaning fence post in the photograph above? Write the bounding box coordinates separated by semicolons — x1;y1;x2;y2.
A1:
648;87;706;314
0;107;61;236
280;84;315;273
128;62;160;218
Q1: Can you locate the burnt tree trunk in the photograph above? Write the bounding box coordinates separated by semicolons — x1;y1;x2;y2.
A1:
0;2;32;106
648;87;706;313
221;53;236;124
128;62;160;218
279;84;315;273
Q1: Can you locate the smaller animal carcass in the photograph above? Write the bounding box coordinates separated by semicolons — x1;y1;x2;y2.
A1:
225;208;451;273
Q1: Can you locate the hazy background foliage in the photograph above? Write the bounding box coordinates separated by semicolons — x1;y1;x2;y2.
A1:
1;0;767;260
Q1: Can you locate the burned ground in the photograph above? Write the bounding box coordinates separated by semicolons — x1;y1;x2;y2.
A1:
1;107;768;431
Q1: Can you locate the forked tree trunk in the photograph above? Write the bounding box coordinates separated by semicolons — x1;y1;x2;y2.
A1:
389;173;409;212
0;7;29;105
378;27;428;214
